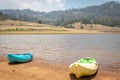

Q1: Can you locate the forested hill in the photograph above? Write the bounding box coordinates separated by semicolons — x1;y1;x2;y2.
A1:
0;1;120;27
0;11;17;20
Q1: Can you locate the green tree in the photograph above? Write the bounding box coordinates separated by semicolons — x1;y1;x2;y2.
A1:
38;20;42;24
80;24;84;29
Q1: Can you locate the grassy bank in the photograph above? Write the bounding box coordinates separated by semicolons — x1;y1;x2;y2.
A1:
0;28;103;34
0;20;119;34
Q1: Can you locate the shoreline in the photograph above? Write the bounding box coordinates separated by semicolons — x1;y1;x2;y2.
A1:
0;60;120;80
0;31;120;35
0;55;120;80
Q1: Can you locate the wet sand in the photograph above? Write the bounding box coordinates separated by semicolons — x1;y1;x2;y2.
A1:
0;57;120;80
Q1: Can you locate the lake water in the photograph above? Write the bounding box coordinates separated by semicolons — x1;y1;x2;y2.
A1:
0;34;120;71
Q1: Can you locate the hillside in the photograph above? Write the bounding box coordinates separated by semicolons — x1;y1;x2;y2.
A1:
0;11;17;20
71;22;120;32
0;20;103;34
0;1;120;27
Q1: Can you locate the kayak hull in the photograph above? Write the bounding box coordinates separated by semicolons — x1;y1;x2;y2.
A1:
8;53;33;63
69;57;98;78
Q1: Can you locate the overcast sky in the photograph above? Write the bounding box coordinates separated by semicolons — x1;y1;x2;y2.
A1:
0;0;120;12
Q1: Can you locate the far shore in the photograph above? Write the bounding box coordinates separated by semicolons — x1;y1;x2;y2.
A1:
0;20;120;34
0;31;120;35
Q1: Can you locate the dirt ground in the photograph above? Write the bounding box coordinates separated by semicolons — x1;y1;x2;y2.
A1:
0;59;120;80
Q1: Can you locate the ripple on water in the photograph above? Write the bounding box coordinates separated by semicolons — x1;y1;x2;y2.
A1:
0;34;120;72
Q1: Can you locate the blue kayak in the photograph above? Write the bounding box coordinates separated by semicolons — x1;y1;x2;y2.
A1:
8;53;33;63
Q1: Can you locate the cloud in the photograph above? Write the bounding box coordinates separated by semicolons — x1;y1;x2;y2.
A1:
0;0;65;12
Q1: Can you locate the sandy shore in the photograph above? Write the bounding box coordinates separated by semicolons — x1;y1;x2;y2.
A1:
0;58;120;80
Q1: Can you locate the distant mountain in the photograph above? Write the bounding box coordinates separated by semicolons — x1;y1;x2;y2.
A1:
0;1;120;27
0;11;17;20
0;9;41;22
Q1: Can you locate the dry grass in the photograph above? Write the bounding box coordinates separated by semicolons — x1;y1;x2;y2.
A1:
72;22;120;32
0;20;119;34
